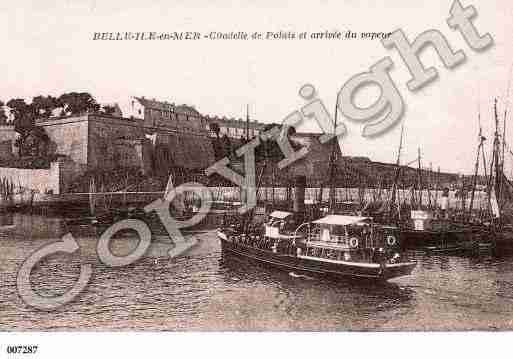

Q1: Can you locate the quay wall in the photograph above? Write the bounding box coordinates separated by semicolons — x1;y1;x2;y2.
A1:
0;163;59;194
0;125;18;161
210;186;490;210
37;114;214;187
0;159;81;195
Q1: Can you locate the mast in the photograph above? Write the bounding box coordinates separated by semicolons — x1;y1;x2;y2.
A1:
427;162;433;211
468;109;485;220
317;180;323;205
501;65;513;197
328;99;339;213
435;166;440;210
243;130;269;233
460;173;466;214
89;177;96;216
494;98;501;200
486;98;501;222
389;123;404;220
417;147;422;208
245;104;250;141
481;134;490;219
502;106;507;181
271;142;276;207
123;172;129;207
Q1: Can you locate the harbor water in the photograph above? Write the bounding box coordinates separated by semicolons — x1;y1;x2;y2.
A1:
1;213;513;331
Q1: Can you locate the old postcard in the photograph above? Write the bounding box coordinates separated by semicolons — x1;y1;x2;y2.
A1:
0;0;511;357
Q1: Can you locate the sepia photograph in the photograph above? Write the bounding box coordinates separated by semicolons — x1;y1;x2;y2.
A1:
0;0;512;357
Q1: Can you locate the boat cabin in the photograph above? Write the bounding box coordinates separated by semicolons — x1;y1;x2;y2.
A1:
300;214;400;263
265;210;299;238
308;215;373;247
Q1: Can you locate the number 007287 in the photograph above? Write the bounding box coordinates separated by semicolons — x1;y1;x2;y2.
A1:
6;345;38;354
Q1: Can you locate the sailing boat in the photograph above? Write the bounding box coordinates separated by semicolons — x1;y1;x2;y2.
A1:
478;98;513;251
382;128;476;253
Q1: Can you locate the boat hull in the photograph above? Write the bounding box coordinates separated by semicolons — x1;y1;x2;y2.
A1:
400;228;474;251
218;231;416;281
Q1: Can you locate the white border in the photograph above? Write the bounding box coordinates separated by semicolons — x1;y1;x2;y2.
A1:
0;332;511;359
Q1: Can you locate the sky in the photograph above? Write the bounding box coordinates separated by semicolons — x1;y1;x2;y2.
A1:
0;0;512;174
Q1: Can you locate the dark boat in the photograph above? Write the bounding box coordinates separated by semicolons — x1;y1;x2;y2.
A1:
217;211;416;281
397;210;479;252
87;200;243;236
481;223;513;252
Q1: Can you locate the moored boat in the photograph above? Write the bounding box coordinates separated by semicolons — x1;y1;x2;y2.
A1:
398;209;478;252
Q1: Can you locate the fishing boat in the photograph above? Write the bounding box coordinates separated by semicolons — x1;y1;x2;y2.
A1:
397;208;479;252
462;98;513;251
217;210;416;281
377;125;479;252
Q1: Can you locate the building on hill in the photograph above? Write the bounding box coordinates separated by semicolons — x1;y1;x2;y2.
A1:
34;103;215;191
205;115;264;139
126;96;214;171
0;96;220;192
127;96;209;134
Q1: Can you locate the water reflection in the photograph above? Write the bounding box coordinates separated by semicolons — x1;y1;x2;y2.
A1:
2;212;513;330
0;211;14;229
218;252;414;301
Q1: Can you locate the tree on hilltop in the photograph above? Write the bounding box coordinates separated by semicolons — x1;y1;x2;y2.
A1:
0;100;7;125
32;95;60;118
58;92;100;116
102;104;117;116
6;98;37;157
6;98;34;131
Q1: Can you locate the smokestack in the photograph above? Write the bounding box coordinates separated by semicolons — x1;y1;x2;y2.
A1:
293;175;306;219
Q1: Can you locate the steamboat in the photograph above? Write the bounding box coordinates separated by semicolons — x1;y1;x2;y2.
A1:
217;210;416;281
